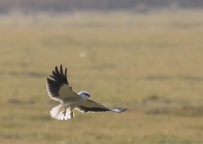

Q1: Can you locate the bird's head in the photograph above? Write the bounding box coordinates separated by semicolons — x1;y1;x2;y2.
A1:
78;91;90;99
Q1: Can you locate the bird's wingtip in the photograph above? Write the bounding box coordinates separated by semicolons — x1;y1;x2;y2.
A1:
111;108;127;113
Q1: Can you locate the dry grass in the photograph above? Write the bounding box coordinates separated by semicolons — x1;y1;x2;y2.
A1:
0;10;203;144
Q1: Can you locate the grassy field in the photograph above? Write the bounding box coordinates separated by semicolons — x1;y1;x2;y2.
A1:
0;10;203;144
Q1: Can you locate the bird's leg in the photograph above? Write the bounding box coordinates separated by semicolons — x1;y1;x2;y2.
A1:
70;111;73;118
63;110;66;116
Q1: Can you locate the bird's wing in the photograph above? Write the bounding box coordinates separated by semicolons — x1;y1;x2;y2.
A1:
75;100;127;113
46;65;78;103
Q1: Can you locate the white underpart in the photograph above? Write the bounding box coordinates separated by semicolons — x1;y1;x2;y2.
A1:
49;91;92;120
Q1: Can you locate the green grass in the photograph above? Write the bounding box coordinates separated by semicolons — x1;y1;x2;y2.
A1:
0;10;203;144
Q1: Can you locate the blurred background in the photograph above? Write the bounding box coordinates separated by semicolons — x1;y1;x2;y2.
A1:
0;1;203;144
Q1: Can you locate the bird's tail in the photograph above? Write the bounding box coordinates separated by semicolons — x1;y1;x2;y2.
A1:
50;104;74;120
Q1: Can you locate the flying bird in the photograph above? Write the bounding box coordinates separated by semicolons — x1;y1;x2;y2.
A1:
46;65;127;120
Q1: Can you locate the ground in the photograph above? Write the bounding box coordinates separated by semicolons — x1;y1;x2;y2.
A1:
0;10;203;144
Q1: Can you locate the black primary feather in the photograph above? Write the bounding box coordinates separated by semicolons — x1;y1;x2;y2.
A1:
49;65;68;86
46;65;69;98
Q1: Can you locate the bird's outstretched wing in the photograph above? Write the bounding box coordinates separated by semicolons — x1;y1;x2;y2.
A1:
75;100;127;113
46;65;78;103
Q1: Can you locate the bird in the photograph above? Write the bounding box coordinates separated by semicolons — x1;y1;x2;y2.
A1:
46;65;127;120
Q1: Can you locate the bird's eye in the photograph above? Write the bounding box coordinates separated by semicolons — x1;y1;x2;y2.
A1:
84;93;89;96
